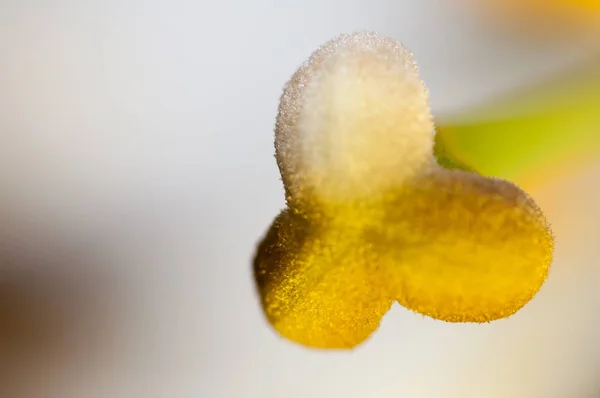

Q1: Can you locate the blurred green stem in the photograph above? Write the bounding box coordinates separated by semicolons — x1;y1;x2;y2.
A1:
435;55;600;183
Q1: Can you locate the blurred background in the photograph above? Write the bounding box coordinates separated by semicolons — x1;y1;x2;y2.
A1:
0;1;599;397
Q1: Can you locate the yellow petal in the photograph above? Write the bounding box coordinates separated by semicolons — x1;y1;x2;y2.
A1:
376;170;553;322
253;209;393;349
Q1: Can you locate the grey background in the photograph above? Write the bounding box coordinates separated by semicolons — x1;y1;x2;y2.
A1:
1;1;599;397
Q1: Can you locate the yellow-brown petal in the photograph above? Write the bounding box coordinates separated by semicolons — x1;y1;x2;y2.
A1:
254;209;393;349
376;169;553;322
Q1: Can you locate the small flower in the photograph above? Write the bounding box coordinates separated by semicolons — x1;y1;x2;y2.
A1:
254;32;554;349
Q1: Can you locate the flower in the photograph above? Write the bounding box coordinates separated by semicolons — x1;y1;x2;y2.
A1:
253;32;554;349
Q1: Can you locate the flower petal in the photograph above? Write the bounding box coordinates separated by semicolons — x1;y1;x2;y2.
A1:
377;170;553;322
254;210;393;349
